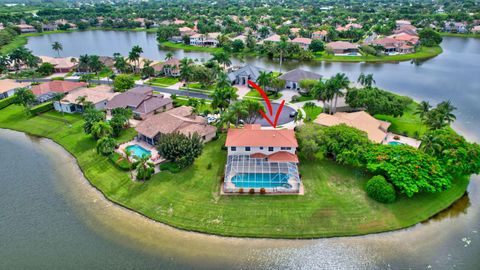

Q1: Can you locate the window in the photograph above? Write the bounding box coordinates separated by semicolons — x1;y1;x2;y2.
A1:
245;147;251;151
260;147;264;150
268;147;274;152
231;147;236;151
281;147;292;150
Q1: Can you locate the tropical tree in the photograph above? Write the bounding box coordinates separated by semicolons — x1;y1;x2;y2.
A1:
113;53;129;73
128;45;143;73
212;51;232;69
424;101;457;130
256;71;272;91
414;101;432;121
113;74;135;92
240;99;264;124
13;88;36;114
276;36;289;72
269;78;286;93
210;87;238;114
123;149;134;180
78;54;90;72
179;58;193;92
82;107;105;134
135;154;154;181
0;54;10;74
96;136;116;156
9;47;34;72
357;73;375;88
165;52;174;60
51;41;63;57
91;121;113;140
215;72;231;89
88;55;104;81
157;132;203;169
330;73;350;114
227;101;248;127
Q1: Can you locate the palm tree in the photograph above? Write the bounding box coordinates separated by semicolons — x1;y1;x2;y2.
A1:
414;101;432;121
51;41;63;57
88;55;104;81
212;51;232;69
135;154;152;182
78;54;90;72
0;54;11;74
216;72;231;89
124;149;134;180
330;73;350;114
179;58;193;93
128;45;143;73
227;101;248;127
421;132;443;155
91;121;113;139
436;100;457;124
210;87;238;114
276;36;289;72
256;71;272;91
312;80;329;112
9;47;33;72
165;52;174;60
113;54;128;73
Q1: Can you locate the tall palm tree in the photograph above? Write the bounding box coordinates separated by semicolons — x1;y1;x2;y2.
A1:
312;80;329;112
357;73;375;88
165;52;174;60
0;54;11;74
91;121;113;139
128;45;143;73
136;154;152;182
256;71;272;91
51;41;63;57
179;58;193;93
210;87;238;114
421;132;443;156
330;73;350;114
227;101;248;127
414;101;432;121
88;55;104;81
436;100;457;124
124;149;134;180
216;72;231;89
78;54;90;72
276;36;289;72
9;47;33;72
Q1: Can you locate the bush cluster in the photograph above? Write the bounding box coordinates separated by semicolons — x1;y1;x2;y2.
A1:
365;175;396;203
0;96;15;110
29;101;53;115
159;162;181;173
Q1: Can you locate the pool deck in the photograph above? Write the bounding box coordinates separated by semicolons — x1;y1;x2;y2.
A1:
383;132;421;148
117;139;164;165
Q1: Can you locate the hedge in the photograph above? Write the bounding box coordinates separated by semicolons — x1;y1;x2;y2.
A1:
0;96;15;110
109;152;132;171
29;101;54;115
159;162;181;173
365;175;397;203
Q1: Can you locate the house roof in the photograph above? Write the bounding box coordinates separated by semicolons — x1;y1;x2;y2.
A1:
312;30;328;37
105;86;172;114
313;111;391;143
227;64;267;82
290;37;312;45
61;85;118;105
39;56;77;70
263;34;282;42
135;106;216;138
388;33;419;44
326;41;359;50
225;124;298;147
277;68;322;82
0;79;30;94
31;81;87;96
152;57;180;72
267;151;299;163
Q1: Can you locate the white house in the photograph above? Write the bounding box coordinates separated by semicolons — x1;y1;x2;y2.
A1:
189;32;220;46
54;85;118;113
223;124;301;194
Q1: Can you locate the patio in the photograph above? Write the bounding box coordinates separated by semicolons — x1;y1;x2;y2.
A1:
383;132;422;148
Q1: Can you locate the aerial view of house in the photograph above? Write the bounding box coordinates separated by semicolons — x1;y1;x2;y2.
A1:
31;81;87;102
0;79;30;100
277;68;322;91
53;85;118;113
228;64;267;85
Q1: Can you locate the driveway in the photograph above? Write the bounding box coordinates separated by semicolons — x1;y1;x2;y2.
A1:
254;102;296;127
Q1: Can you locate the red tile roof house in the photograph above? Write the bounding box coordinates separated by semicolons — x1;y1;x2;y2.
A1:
31;81;87;103
105;86;173;120
326;41;360;55
311;30;328;41
223;124;302;194
370;37;414;54
135;106;216;146
0;79;30;100
290;37;312;50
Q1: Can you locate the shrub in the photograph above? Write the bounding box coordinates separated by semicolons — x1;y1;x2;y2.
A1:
159;162;181;173
109;152;131;171
291;95;299;102
207;163;212;170
0;96;15;110
29;101;53;115
260;188;266;194
238;188;244;194
136;164;155;180
50;77;65;81
249;188;255;194
365;175;397;203
157;132;203;168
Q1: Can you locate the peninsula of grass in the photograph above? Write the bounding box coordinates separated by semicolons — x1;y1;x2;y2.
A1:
0;104;469;238
160;41;223;53
440;32;480;38
314;46;443;62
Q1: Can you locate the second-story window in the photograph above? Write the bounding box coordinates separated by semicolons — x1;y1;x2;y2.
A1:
231;147;236;151
245;147;251;151
268;147;274;152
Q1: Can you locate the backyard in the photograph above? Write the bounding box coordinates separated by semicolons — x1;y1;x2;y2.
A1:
0;105;468;238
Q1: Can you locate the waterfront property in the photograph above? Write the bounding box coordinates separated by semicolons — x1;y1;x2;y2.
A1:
223;124;302;194
189;32;220;47
39;56;78;73
135;106;216;145
227;64;267;85
290;37;312;50
370;37;415;55
311;30;328;41
278;68;322;92
326;41;360;55
151;57;180;77
31;81;87;102
0;79;30;100
105;86;173;120
53;85;118;113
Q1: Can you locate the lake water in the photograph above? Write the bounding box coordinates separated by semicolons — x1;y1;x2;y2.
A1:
0;30;476;269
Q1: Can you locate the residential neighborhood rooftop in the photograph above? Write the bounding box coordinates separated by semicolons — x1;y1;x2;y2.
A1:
225;124;298;147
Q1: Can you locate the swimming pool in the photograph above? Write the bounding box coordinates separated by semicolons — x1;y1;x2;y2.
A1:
231;173;291;188
125;144;151;158
388;141;404;146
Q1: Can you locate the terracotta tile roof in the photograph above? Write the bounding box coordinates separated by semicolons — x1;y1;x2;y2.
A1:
291;37;312;45
31;81;87;96
39;56;77;70
0;79;30;94
225;124;298;147
61;85;118;105
267;151;299;163
250;153;268;159
326;41;359;50
263;34;282;42
314;111;391;143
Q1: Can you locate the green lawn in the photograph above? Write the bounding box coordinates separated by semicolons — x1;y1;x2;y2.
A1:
440;32;480;38
180;82;215;93
0;104;469;238
245;90;282;100
0;35;27;54
375;103;428;138
292;95;316;103
147;77;179;87
160;42;223;53
303;104;322;121
314;46;443;62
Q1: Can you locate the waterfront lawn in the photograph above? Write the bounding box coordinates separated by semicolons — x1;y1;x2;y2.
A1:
303;104;322;121
0;105;468;238
314;46;443;62
375;103;428;138
160;42;223;53
147;77;179;87
245;90;282;100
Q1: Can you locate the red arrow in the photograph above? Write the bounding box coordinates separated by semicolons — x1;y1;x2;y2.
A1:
248;80;273;116
247;80;286;128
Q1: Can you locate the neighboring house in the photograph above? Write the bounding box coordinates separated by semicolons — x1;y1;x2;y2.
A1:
444;22;467;33
16;24;36;33
326;41;359;55
42;24;57;31
189;32;220;46
39;56;78;73
259;34;282;44
290;27;301;36
371;37;414;54
31;81;87;102
99;56;115;69
173;19;185;25
227;64;267;85
472;26;480;33
388;33;419;45
395;20;412;28
336;23;362;31
393;24;418;36
278;68;322;91
311;30;328;41
135;106;216;145
152;57;181;77
313;111;391;143
223;124;302;194
290;37;312;50
0;79;30;100
231;34;246;43
54;85;118;113
134;18;146;27
178;27;196;36
105;86;173;120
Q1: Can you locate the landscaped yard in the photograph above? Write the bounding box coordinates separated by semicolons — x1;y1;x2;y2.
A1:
147;77;179;87
180;82;215;93
375;103;428;138
303;104;322;121
160;41;223;53
0;104;469;238
245;89;282;100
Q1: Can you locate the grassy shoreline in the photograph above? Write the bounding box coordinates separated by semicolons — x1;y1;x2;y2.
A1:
0;104;470;238
440;32;480;38
314;46;443;62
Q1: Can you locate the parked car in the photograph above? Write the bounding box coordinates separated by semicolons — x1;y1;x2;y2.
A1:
289;111;298;118
207;116;217;124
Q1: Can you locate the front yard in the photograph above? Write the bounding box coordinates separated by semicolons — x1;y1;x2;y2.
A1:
0;104;469;238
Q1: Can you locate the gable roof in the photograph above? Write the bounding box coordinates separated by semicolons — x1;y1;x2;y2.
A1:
277;68;322;82
61;85;118;105
225;124;298;147
31;81;87;96
105;86;172;114
228;65;267;82
0;79;30;94
313;111;391;143
290;37;312;45
326;41;359;50
135;106;215;138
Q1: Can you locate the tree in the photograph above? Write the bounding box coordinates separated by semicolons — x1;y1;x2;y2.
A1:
299;79;317;93
212;51;232;69
0;54;10;74
365;175;396;203
52;92;67;123
239;99;264;124
210;87;238;114
113;53;129;73
96;136;116;156
88;55;104;81
276;36;289;72
91;121;113;140
424;101;457;130
37;62;55;76
227;101;248;127
215;72;231;89
414;101;432;121
346;87;412;117
157;132;204;169
13;88;36;114
156;25;180;42
113;74;135;92
329;73;350;114
142;58;155;79
256;71;273;91
269;78;286;93
135;154;155;181
179;58;193;92
165;52;174;60
419;28;442;47
9;47;35;72
78;54;91;72
82;107;105;134
357;73;375;88
309;39;324;52
231;39;245;52
51;41;63;57
128;45;143;73
123;148;134;180
311;80;331;113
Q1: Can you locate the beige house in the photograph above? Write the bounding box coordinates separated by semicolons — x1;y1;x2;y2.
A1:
326;41;359;55
0;79;30;100
135;106;216;145
314;111;391;143
311;30;328;41
290;37;312;50
39;56;78;73
53;85;118;113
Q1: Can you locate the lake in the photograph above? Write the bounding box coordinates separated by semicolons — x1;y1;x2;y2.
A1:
0;30;476;269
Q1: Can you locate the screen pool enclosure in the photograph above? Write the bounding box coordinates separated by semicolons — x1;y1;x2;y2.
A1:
224;155;301;193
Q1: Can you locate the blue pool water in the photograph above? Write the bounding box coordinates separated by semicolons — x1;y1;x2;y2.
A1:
388;141;404;145
125;144;151;158
231;173;290;188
